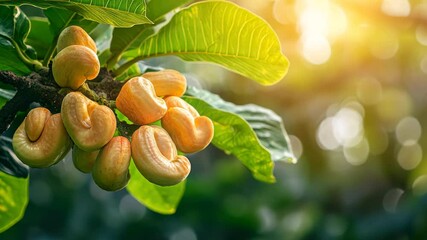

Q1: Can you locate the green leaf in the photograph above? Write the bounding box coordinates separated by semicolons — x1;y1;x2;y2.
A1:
0;38;31;75
89;24;113;53
44;8;98;35
0;6;35;59
115;61;163;81
4;0;151;27
126;161;186;214
123;1;289;85
0;136;28;178
183;87;296;183
44;7;75;37
27;17;53;59
108;0;191;68
0;171;29;233
186;87;295;164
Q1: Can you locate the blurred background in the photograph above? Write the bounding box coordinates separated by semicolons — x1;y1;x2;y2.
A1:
4;0;427;239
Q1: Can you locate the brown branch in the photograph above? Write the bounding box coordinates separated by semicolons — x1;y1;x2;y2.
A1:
0;68;124;135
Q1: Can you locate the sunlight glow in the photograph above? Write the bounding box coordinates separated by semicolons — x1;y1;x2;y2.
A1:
397;143;422;170
317;106;365;151
332;108;364;147
301;34;331;65
395;117;422;146
343;138;369;166
369;32;399;59
413;175;427;196
381;0;411;17
289;135;304;159
296;0;347;64
356;77;383;105
415;26;427;46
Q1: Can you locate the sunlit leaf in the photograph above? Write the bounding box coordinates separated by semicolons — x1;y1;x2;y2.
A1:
126;161;186;214
186;87;296;164
182;89;283;183
115;61;163;81
123;1;289;85
2;0;151;27
108;0;191;67
0;171;29;233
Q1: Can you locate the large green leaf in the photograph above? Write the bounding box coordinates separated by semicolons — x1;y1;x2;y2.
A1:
0;6;35;59
44;8;98;39
0;171;29;233
186;87;296;164
123;1;289;85
126;161;186;215
182;87;296;183
108;0;191;68
27;17;53;59
1;0;151;27
0;38;31;75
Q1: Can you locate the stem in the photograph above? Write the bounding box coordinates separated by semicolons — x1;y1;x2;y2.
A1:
42;42;57;67
112;56;144;77
3;36;43;71
42;13;77;66
78;83;116;109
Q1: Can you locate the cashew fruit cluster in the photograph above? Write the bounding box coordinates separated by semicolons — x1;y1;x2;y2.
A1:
12;25;214;192
117;70;214;186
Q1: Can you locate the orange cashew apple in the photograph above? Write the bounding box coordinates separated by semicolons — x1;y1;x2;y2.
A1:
161;96;214;153
142;69;187;97
116;77;167;125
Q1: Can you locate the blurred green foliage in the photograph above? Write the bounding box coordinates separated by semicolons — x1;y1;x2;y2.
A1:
4;0;427;239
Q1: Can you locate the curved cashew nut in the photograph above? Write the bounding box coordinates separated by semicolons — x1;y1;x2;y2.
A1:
57;25;97;53
72;146;99;173
61;92;116;151
12;107;72;168
161;96;214;153
52;45;100;90
142;69;187;97
131;125;191;186
92;136;131;191
116;77;167;125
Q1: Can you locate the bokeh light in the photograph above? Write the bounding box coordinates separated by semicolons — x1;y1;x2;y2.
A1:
7;1;427;239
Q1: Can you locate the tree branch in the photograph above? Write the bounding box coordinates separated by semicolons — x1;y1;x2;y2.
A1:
0;68;124;135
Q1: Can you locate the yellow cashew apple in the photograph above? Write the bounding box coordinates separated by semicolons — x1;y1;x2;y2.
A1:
92;136;131;191
61;92;116;151
72;146;99;173
12;107;72;168
52;45;100;90
131;125;191;186
56;25;97;53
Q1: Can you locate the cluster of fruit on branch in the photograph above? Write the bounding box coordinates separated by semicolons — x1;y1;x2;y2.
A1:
11;26;214;191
